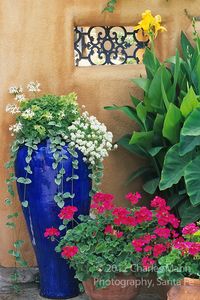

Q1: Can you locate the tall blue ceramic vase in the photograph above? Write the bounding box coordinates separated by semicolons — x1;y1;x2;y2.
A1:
15;139;92;299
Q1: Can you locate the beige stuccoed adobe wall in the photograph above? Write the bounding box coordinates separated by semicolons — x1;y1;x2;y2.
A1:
0;0;197;266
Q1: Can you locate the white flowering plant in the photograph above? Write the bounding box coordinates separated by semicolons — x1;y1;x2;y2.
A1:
5;81;116;279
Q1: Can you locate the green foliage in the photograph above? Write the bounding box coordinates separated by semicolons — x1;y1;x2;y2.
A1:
105;31;200;225
103;0;117;13
16;93;79;141
157;230;200;282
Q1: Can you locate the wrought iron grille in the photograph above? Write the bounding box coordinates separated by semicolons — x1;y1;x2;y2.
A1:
74;26;149;66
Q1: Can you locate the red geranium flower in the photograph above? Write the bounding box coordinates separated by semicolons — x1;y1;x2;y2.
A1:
58;206;78;220
153;244;167;257
61;245;79;259
126;192;141;205
142;256;155;270
154;227;171;239
134;207;152;224
91;192;114;213
44;227;60;238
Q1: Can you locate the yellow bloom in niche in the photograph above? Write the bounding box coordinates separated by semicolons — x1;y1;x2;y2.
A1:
134;10;167;38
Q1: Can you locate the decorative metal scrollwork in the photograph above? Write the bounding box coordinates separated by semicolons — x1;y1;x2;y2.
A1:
74;26;149;66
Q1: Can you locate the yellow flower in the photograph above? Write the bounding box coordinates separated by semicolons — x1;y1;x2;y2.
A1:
134;10;167;38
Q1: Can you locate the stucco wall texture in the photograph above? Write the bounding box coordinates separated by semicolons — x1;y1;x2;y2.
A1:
0;0;197;266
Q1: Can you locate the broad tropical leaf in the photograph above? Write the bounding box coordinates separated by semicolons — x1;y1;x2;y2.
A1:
159;143;192;190
117;135;149;158
148;65;171;112
143;177;160;194
185;156;200;206
143;47;160;79
181;108;200;136
130;131;154;149
131;78;150;93
126;166;153;185
162;103;182;144
104;105;143;128
179;134;200;156
179;200;200;226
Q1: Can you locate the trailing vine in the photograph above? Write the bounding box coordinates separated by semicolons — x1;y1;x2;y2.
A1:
5;82;116;290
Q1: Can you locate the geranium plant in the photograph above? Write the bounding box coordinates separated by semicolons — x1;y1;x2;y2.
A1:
51;192;180;289
5;82;115;275
157;223;200;282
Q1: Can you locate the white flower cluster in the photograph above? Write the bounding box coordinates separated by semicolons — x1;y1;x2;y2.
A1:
15;93;26;102
27;81;41;93
65;111;116;166
8;85;23;95
9;122;22;136
6;104;20;114
21;108;35;119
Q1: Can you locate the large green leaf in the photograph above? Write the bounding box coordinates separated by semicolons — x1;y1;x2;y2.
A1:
104;105;143;128
130;95;140;107
178;200;200;226
148;146;163;157
185;156;200;206
117;135;149;158
194;55;200;95
126;166;153;185
181;108;200;136
179;134;200;156
162;103;182;144
143;47;160;79
180;87;199;118
159;143;192;190
136;102;147;125
143;177;160;194
153;114;165;134
131;78;150;93
181;32;194;61
130;131;154;150
148;65;171;112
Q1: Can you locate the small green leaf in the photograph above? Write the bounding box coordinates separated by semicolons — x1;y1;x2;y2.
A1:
17;177;31;184
55;178;61;185
59;225;66;231
6;222;16;229
14;240;24;249
7;212;19;219
57;201;64;208
5;198;12;206
22;201;29;208
24;165;32;174
8;250;20;257
52;162;58;170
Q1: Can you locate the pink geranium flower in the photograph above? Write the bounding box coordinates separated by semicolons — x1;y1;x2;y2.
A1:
126;192;141;205
58;206;78;220
142;256;155;270
182;223;199;236
44;227;60;238
62;245;79;259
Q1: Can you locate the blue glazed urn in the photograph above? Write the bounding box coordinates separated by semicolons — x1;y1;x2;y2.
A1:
15;139;92;299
